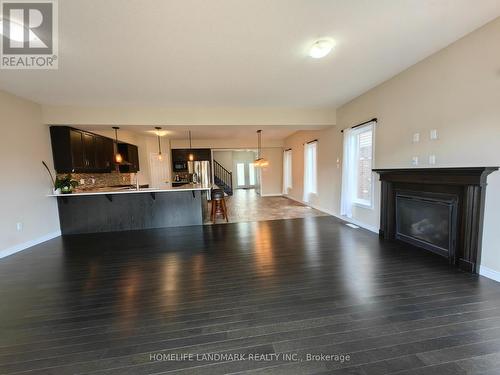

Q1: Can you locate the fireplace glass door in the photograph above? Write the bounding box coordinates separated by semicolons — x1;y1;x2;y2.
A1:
396;193;457;260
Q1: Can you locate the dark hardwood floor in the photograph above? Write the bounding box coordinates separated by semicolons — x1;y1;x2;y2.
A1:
1;216;500;374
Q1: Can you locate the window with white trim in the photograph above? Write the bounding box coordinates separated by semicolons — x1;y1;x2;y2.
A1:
354;127;373;206
303;141;317;202
341;122;375;217
283;149;292;194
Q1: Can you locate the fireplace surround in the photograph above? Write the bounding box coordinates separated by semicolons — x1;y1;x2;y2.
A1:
373;167;498;273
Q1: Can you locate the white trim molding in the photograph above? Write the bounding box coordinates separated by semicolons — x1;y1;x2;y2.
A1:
283;195;379;234
260;193;284;197
0;231;61;260
479;266;500;283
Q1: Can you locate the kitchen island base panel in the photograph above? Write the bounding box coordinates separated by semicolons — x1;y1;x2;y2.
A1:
57;191;208;235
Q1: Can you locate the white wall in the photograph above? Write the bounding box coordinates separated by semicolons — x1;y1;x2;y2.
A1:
0;90;60;257
284;128;343;215
335;18;500;272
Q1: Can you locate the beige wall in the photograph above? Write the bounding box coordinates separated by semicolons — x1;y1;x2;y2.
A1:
284;128;342;214
212;151;233;172
42;106;336;126
335;18;500;272
0;90;60;257
171;138;284;149
258;148;283;196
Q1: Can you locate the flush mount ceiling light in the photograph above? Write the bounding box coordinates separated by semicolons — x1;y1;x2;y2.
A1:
308;39;335;59
155;127;163;160
112;127;123;164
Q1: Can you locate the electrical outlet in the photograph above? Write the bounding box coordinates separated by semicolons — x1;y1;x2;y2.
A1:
429;154;436;165
16;222;23;232
412;133;420;143
430;129;438;140
412;156;419;166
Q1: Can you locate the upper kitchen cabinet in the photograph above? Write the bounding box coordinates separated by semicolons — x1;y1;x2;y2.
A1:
94;135;115;171
117;143;140;173
171;148;212;162
50;126;115;173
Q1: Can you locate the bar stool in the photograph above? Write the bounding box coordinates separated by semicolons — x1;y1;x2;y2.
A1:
211;188;229;223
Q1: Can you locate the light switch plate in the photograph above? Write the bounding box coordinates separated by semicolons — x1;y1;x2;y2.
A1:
429;154;436;165
16;222;23;232
412;133;420;143
412;156;419;166
430;129;438;140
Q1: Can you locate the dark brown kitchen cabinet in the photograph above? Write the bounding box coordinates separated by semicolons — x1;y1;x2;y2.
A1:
94;136;114;170
50;126;115;173
82;133;96;169
171;148;212;163
69;129;85;170
118;143;140;173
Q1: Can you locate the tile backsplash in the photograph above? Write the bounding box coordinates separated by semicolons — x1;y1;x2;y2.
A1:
56;172;133;191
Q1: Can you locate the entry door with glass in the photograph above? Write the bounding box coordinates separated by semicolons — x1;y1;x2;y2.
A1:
236;162;256;188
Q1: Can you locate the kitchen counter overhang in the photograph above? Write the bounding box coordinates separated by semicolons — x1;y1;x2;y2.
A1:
51;185;211;235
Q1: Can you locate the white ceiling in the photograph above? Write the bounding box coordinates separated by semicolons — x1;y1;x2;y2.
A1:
1;0;499;109
79;124;330;140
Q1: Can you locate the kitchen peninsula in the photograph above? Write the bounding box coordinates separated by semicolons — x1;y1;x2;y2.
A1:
51;184;210;235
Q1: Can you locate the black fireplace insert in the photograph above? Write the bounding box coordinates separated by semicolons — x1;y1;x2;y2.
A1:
396;192;457;261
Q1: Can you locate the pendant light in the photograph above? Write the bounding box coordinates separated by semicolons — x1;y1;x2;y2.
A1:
188;130;194;161
254;130;269;168
155;127;163;160
112;127;123;164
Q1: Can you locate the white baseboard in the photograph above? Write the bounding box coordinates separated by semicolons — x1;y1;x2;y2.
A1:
260;193;284;197
479;266;500;283
330;214;379;234
284;195;379;234
0;231;61;260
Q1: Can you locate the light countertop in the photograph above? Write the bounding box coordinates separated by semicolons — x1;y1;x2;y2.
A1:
49;183;212;197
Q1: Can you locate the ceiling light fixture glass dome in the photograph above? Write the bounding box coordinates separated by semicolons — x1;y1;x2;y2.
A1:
309;39;335;59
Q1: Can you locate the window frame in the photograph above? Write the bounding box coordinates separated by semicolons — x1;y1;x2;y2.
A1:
236;162;246;187
283;149;293;193
351;124;375;209
303;141;318;202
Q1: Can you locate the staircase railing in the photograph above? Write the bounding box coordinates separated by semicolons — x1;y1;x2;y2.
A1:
213;160;233;196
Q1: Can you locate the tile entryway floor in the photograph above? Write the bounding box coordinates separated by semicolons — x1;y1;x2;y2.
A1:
208;189;328;224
